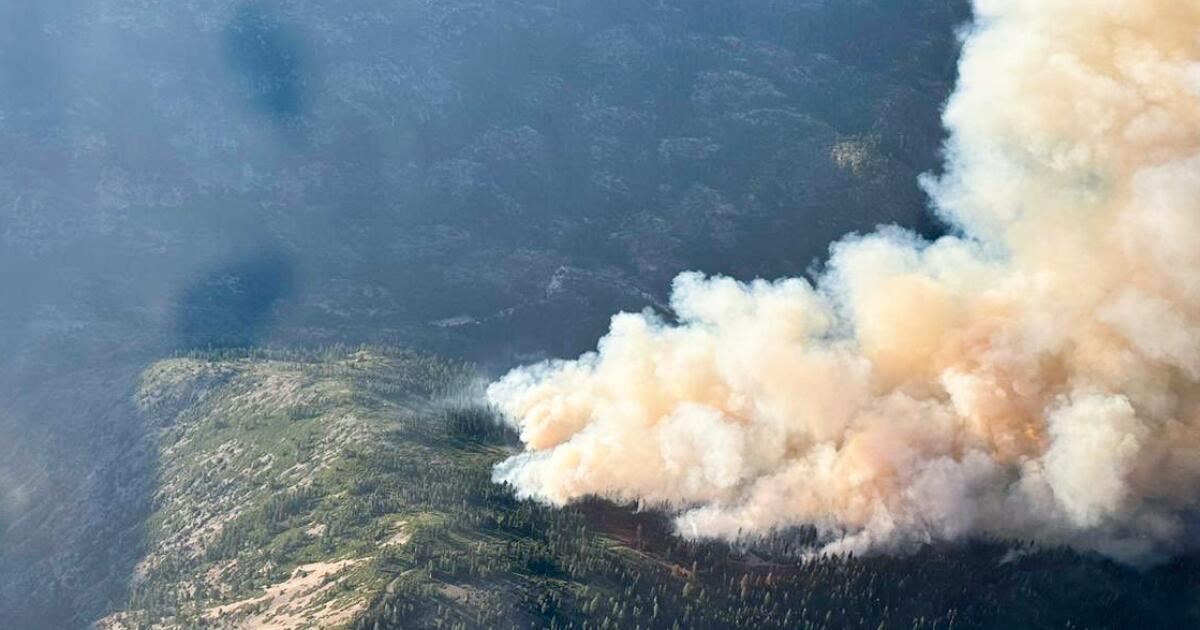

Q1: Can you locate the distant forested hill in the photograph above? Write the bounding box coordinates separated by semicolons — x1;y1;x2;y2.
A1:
0;0;969;364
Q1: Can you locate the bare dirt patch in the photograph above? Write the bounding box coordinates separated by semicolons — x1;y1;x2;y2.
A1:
203;558;367;629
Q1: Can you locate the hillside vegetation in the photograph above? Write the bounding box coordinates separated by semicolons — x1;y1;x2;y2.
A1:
93;346;1200;629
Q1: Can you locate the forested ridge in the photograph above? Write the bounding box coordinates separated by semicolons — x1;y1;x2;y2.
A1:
98;346;1200;629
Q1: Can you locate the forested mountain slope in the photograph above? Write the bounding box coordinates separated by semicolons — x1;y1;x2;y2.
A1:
92;347;1200;629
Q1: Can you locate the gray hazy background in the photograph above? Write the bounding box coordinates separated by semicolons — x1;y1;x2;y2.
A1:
0;1;967;626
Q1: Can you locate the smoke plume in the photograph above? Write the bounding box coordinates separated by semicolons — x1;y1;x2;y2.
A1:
489;0;1200;563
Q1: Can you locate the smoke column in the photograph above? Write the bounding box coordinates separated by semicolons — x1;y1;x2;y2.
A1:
488;0;1200;563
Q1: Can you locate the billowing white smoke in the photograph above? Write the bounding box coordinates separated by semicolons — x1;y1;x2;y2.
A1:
489;0;1200;564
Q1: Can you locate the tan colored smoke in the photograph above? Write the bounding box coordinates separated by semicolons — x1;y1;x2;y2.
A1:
489;0;1200;563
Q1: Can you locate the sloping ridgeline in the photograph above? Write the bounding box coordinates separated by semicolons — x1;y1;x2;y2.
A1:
101;347;1200;629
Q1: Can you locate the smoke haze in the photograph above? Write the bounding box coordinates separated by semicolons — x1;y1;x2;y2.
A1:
490;0;1200;564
